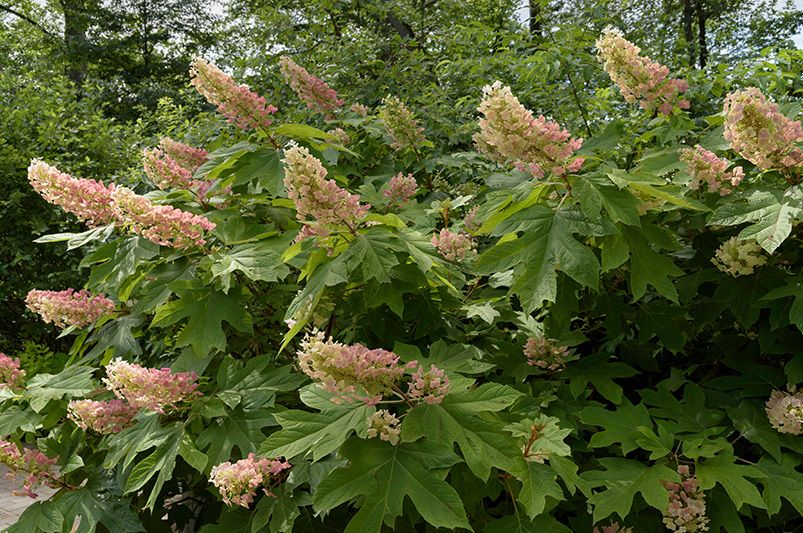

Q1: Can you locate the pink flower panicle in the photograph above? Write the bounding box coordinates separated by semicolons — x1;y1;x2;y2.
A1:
0;353;25;389
367;410;401;445
765;388;803;435
383;173;418;208
67;399;138;434
103;358;200;414
524;336;571;372
0;441;59;498
278;56;344;116
351;103;369;117
112;187;215;248
463;206;481;232
407;364;450;404
297;330;410;405
190;57;277;131
431;228;476;262
159;138;208;171
723;88;803;170
210;453;290;508
596;27;690;115
379;96;426;150
28;160;117;227
143;147;196;190
474;82;584;179
662;465;710;532
26;289;114;329
328;127;351;146
593;523;633;533
282;144;369;238
680;145;744;195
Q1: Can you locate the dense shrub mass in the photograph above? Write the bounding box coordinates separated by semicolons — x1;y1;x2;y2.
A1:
1;27;802;533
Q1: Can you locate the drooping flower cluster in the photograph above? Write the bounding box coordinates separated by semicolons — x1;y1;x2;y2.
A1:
25;289;114;329
765;388;803;435
723;88;803;170
383;173;418;208
67;399;139;434
524;336;571;371
662;465;710;532
28;160;117;226
190;57;277;131
474;82;585;179
0;353;25;389
328;127;351;146
367;410;401;445
595;27;690;115
351;103;369;117
103;358;200;414
379;96;426;150
279;56;344;116
143;138;206;188
407;364;450;404
297;330;411;405
431;228;476;262
112;187;216;248
0;441;59;498
282;144;369;238
712;237;767;277
679;145;744;195
593;523;633;533
143;147;196;190
462;206;481;233
210;454;290;508
159;138;209;171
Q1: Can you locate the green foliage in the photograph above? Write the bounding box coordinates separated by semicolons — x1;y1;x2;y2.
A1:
1;4;803;532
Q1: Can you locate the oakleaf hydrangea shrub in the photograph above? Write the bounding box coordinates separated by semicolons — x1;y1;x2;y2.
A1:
1;30;802;532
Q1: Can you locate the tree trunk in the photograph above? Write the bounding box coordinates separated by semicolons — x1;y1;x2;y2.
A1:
60;0;91;88
682;0;696;67
529;0;542;37
695;0;708;68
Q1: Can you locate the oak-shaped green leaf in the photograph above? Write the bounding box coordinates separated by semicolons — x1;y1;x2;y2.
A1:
198;407;276;466
24;365;96;412
401;382;523;480
151;285;252;357
259;400;373;462
210;240;290;291
579;399;652;455
565;352;637;404
583;458;678;522
696;452;766;511
123;422;183;510
313;438;470;533
755;454;803;515
708;186;803;253
514;461;564;520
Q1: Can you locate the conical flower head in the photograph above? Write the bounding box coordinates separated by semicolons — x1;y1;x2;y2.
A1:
190;57;277;131
474;82;584;179
279;56;344;116
282;144;369;237
26;288;115;329
379;96;425;150
723;87;803;170
28;160;117;227
596;27;690;115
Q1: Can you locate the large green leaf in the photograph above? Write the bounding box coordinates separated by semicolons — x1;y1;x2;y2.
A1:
696;452;767;511
24;365;96;412
579;399;653;455
583;458;678;522
755;454;803;515
313;438;471;532
708;186;803;253
514;462;564;519
151;285;252;357
565;352;637;404
476;206;603;312
210;239;291;291
259;401;373;461
401;382;522;480
123;422;183;510
54;487;144;533
198;407;276;466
